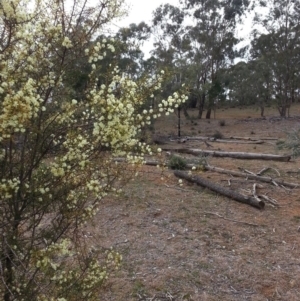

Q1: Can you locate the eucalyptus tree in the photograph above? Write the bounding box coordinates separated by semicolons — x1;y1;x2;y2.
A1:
151;4;190;89
180;0;250;118
226;58;272;116
252;0;300;117
150;3;192;126
64;21;150;101
113;21;151;78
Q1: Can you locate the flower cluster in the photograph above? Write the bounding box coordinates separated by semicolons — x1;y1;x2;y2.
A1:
0;0;187;300
33;241;122;301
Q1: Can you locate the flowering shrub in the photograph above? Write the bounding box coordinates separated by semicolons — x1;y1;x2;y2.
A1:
0;0;187;300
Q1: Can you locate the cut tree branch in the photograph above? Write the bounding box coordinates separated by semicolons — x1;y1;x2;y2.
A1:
187;137;264;144
162;148;291;162
257;167;280;176
205;164;299;189
174;170;265;209
229;136;278;141
187;135;278;141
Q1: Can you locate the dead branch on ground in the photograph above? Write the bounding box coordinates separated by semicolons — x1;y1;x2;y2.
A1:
162;148;291;162
174;170;265;209
251;183;278;207
229;136;278;141
257;167;281;176
187;137;264;144
205;164;299;189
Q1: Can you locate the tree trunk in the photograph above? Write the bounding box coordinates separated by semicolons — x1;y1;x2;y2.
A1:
177;106;181;137
278;104;287;117
198;93;205;119
174;170;265;209
260;106;264;117
197;74;206;119
183;104;190;119
4;250;14;301
205;108;212;119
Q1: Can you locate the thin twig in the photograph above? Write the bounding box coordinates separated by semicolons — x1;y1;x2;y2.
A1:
244;169;257;176
252;183;265;201
252;183;262;203
258;195;278;207
203;212;262;227
257;167;280;176
280;185;292;191
163;184;190;192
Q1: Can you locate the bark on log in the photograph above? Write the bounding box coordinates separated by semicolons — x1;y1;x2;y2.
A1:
187;136;264;144
114;158;161;166
114;158;299;188
162;148;291;162
205;165;299;188
187;136;277;141
212;139;264;144
174;170;265;209
229;136;278;141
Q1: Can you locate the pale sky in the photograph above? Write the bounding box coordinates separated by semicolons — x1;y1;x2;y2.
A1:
108;0;261;59
110;0;180;58
111;0;180;31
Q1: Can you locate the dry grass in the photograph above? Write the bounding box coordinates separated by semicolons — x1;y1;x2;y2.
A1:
84;105;300;300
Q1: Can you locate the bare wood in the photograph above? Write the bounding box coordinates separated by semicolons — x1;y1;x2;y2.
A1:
257;167;280;176
229;136;278;141
205;164;299;188
114;158;202;171
114;157;163;167
239;168;257;176
214;139;264;144
258;195;278;207
162;148;292;162
174;170;265;209
252;183;264;204
252;183;260;197
186;136;213;141
187;136;264;144
114;157;298;189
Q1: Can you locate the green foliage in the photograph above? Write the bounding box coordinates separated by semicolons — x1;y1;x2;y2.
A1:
168;155;187;170
249;0;300;117
219;120;226;126
277;129;300;157
0;1;187;300
212;131;224;140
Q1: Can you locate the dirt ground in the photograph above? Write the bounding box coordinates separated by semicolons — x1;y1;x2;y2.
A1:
86;105;300;300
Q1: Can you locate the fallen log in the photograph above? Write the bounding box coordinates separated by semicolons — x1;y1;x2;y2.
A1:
114;157;162;166
229;136;278;141
205;164;299;188
174;170;265;209
185;136;210;141
162;148;291;162
187;136;264;144
212;139;264;144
